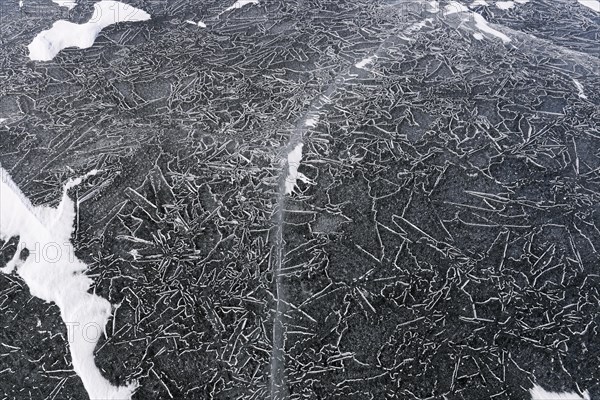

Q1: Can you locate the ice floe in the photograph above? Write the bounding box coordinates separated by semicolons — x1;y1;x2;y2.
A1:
28;1;150;61
530;385;590;400
0;166;138;399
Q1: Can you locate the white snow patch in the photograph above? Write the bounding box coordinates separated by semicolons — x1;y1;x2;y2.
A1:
0;118;6;123
0;166;138;399
496;1;515;9
28;1;150;61
185;20;206;27
284;144;312;195
514;0;529;3
444;1;469;15
19;0;24;8
355;56;376;69
473;32;484;40
52;0;77;9
224;0;259;12
473;12;511;42
572;79;588;99
578;0;600;12
530;385;590;400
428;1;440;13
305;116;319;127
471;0;489;5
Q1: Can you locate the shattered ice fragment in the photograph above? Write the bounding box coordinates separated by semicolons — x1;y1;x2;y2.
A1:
529;385;590;400
0;166;138;400
28;1;150;61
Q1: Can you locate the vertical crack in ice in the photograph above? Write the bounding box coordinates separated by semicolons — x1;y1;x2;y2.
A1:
270;7;437;398
0;166;138;400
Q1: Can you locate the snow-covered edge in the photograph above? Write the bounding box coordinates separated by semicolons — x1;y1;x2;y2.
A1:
28;1;150;61
0;166;138;399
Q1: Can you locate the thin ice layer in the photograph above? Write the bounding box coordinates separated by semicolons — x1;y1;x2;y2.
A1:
0;166;137;400
28;1;150;61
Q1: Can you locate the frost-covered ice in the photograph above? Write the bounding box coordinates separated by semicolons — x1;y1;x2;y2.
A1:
52;0;77;9
224;0;259;12
530;385;590;400
0;166;138;399
28;1;150;61
572;79;588;99
185;20;206;28
578;0;600;12
496;1;515;9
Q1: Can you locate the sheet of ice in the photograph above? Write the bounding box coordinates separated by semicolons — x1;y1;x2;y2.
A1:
530;385;590;400
0;166;138;400
284;144;312;195
185;20;206;28
52;0;77;9
224;0;259;12
28;1;150;61
578;0;600;11
572;79;588;99
496;1;515;9
473;12;511;42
